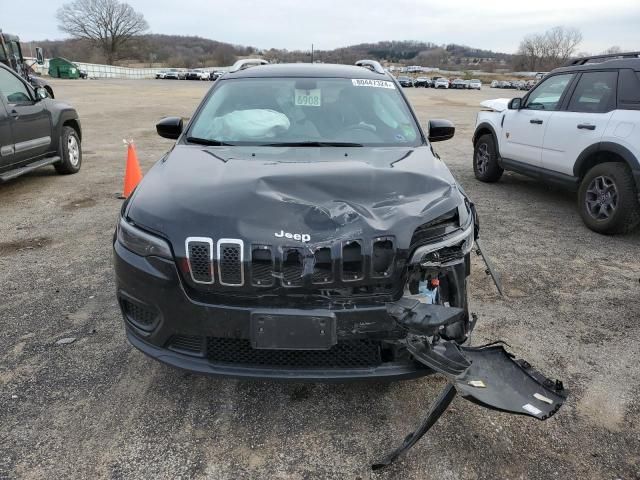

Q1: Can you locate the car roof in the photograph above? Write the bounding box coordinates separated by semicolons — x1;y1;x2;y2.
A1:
223;63;391;80
552;57;640;74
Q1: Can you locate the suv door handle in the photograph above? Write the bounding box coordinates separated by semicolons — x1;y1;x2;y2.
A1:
530;119;543;124
577;124;596;130
9;109;19;119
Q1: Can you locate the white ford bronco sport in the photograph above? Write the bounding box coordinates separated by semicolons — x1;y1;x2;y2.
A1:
472;52;640;234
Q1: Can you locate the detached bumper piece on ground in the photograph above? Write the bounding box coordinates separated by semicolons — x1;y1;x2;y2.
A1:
373;300;567;470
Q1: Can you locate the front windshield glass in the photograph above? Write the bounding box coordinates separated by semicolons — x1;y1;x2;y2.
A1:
188;77;422;146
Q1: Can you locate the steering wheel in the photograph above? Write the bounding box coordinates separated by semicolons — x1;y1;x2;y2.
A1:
342;123;377;133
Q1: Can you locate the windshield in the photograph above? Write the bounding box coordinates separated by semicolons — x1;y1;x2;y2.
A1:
188;77;422;147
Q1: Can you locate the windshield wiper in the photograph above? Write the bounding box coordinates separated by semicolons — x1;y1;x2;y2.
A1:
186;137;235;146
260;141;364;147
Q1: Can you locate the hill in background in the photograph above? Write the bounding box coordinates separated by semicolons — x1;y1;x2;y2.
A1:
31;35;513;71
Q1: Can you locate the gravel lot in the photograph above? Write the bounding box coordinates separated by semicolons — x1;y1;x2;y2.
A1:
1;78;638;479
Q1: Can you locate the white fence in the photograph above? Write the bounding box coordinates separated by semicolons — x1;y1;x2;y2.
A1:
26;57;226;80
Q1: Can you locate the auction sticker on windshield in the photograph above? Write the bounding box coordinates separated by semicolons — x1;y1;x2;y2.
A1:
295;89;321;107
352;79;396;89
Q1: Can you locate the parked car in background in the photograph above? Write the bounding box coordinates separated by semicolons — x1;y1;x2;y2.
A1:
155;70;168;79
396;75;414;87
472;52;640;234
0;63;82;182
469;79;482;90
0;31;54;98
434;77;449;89
209;70;223;81
498;80;511;88
164;69;182;80
414;76;432;87
186;69;208;80
451;78;465;89
490;80;499;88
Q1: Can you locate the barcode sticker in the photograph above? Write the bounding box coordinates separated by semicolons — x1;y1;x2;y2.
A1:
352;79;396;89
522;403;542;416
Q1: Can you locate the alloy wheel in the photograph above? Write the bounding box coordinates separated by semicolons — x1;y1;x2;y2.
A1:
585;175;618;220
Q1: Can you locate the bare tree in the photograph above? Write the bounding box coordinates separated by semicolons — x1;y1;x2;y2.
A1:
518;33;546;71
57;0;148;64
601;46;622;54
516;26;582;71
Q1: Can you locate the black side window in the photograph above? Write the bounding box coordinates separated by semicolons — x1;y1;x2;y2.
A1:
0;68;32;104
567;71;618;113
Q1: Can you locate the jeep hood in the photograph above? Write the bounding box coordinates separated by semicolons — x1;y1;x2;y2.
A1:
480;98;511;112
126;145;467;256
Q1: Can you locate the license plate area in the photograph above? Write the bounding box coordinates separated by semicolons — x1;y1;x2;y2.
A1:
250;310;337;350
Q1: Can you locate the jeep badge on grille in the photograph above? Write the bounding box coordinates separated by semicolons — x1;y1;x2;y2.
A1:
274;230;311;242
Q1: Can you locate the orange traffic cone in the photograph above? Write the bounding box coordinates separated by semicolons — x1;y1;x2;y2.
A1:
119;140;143;199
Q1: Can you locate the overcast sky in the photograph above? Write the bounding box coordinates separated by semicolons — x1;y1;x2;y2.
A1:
4;0;639;54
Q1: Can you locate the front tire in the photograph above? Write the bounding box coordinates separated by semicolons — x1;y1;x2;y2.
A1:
473;134;503;183
55;126;82;175
578;162;640;234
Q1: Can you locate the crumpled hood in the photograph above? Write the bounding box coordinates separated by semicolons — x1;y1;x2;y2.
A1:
126;145;466;256
480;98;511;112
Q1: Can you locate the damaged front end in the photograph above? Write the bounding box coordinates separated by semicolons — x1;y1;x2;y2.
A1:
374;205;566;470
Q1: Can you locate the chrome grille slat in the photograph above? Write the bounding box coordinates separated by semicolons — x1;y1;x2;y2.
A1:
186;237;214;284
217;239;244;286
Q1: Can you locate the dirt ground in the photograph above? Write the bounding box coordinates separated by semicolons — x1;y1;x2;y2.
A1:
1;78;639;480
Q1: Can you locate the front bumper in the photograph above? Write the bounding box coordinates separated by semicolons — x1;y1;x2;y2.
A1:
114;240;431;381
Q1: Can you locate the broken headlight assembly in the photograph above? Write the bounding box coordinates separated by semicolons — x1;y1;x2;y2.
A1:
409;213;475;267
116;217;173;260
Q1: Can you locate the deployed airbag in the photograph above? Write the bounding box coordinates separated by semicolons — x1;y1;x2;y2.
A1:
205;109;290;140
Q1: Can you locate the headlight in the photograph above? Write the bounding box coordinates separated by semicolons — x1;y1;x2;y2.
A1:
409;219;474;266
117;218;173;259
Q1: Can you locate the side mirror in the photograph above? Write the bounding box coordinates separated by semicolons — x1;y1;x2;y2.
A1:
35;87;49;100
508;97;522;110
156;117;183;139
35;47;44;65
428;119;455;143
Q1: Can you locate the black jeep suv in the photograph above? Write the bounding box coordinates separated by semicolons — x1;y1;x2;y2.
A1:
0;64;82;182
114;60;564;430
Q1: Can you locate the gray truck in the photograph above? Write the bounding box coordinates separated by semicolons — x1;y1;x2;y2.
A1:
0;30;54;98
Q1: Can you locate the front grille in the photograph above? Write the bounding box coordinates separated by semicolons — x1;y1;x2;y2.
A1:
168;335;204;355
121;298;158;331
218;240;243;285
183;237;400;293
187;238;213;284
206;337;382;368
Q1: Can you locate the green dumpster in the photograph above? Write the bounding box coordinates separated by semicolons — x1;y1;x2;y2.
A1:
48;57;80;79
